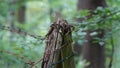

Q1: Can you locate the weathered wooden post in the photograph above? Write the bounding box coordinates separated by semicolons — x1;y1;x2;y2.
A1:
41;19;75;68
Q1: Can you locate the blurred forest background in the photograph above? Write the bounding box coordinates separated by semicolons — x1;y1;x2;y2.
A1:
0;0;120;68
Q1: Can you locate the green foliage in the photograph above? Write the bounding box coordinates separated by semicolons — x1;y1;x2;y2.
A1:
74;6;120;68
0;0;120;68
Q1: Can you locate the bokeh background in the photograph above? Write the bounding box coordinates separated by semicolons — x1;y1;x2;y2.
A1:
0;0;120;68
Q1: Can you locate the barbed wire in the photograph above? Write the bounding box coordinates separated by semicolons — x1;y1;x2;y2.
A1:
0;49;44;68
0;50;27;62
0;50;34;66
0;25;45;40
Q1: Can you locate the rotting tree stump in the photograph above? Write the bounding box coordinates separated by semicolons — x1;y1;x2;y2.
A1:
41;19;75;68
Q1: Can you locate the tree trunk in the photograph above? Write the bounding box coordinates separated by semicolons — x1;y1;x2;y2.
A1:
17;0;26;23
8;0;16;28
77;0;107;10
41;19;75;68
77;0;107;68
17;5;26;23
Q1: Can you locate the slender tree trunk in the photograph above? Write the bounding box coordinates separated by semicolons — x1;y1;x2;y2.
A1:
17;5;26;23
8;0;26;25
17;0;26;23
77;0;107;68
8;0;16;28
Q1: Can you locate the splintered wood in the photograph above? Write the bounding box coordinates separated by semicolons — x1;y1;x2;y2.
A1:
41;19;75;68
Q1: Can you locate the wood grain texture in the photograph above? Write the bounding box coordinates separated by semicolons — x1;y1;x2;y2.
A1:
41;19;75;68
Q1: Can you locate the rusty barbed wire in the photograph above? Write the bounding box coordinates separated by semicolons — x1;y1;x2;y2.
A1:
0;49;44;68
0;25;45;40
0;50;27;62
0;50;35;66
